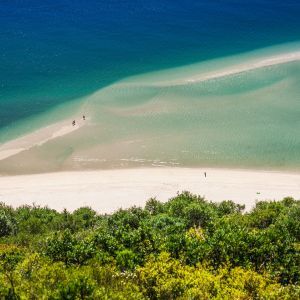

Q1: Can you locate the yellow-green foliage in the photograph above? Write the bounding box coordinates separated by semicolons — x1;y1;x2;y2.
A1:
138;252;289;300
0;194;299;299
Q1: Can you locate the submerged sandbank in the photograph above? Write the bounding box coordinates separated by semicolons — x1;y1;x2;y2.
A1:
119;43;300;86
0;168;299;213
1;44;300;174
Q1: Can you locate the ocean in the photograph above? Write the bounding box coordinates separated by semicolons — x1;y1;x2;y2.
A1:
0;0;300;173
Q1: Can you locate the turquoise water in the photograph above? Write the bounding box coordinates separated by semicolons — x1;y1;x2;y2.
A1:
1;46;300;173
0;1;300;172
1;1;300;130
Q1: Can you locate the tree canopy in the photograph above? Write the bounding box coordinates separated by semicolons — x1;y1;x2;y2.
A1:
0;193;299;299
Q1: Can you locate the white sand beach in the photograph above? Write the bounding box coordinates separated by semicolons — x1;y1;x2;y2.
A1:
0;168;299;213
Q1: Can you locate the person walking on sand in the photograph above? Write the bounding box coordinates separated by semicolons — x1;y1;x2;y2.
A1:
72;120;76;126
204;172;206;178
83;115;86;121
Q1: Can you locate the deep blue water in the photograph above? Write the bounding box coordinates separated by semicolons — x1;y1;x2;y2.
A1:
1;0;300;130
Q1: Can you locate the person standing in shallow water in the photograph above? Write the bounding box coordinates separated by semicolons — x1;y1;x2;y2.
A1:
83;115;86;121
72;120;76;126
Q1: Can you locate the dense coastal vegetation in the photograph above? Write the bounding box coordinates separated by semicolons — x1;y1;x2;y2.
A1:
0;192;299;299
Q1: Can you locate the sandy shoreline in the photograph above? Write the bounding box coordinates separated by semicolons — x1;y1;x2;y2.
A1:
0;167;299;213
1;49;300;206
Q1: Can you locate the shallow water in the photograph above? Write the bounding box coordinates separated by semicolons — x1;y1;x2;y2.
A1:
1;46;300;174
1;1;300;173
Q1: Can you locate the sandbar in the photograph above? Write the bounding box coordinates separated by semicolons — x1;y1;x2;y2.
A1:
120;50;300;87
0;118;85;161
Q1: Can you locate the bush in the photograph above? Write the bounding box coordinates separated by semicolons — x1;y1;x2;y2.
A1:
0;196;299;299
44;230;95;265
0;212;16;237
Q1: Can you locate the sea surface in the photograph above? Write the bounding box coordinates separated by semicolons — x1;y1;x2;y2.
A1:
0;0;300;173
